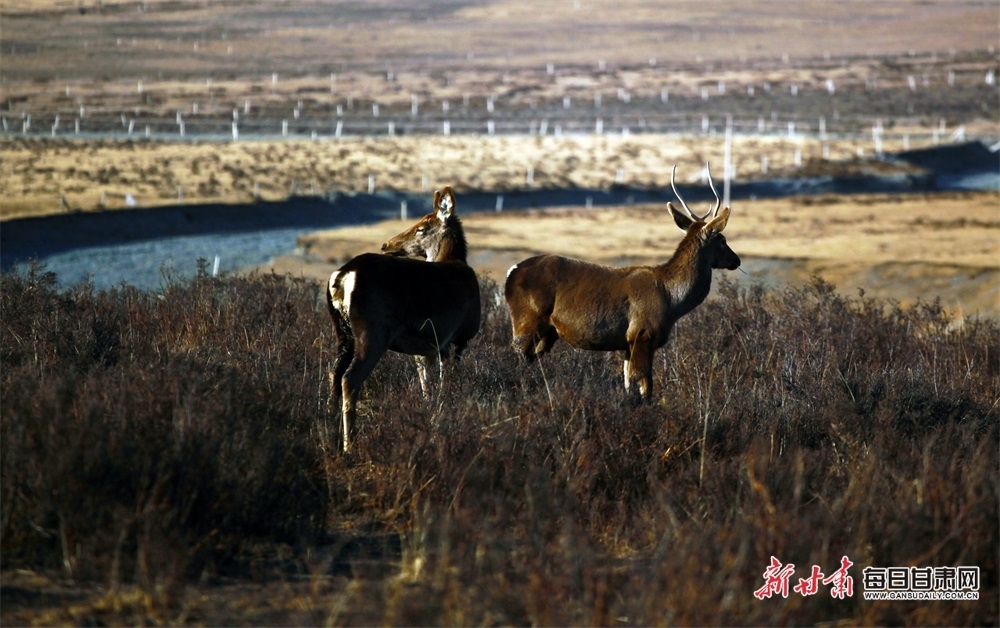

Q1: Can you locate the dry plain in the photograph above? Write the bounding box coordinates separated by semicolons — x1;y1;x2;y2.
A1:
2;2;997;324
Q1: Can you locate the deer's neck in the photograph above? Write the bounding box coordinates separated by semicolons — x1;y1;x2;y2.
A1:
658;233;713;318
432;218;469;263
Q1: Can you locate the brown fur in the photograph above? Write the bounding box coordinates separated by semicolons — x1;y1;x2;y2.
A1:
327;187;481;453
504;190;740;399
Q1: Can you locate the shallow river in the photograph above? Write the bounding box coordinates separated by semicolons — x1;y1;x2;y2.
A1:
3;143;995;291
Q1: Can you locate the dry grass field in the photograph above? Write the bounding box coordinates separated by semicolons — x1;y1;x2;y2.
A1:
3;0;997;79
0;133;935;218
3;259;997;626
2;2;997;218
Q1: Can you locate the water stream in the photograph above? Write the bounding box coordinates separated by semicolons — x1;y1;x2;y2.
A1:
3;142;995;291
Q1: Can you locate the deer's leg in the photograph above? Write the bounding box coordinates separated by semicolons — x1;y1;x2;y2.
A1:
514;325;558;360
639;359;654;400
340;328;388;454
328;311;354;419
511;308;557;360
414;353;441;397
626;330;655;399
329;336;354;418
512;333;534;358
534;326;559;357
622;350;632;393
511;321;539;359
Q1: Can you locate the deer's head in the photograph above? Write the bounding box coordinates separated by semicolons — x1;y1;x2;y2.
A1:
381;187;465;262
667;163;741;271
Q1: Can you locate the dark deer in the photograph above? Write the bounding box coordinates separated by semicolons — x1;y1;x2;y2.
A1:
504;163;740;399
327;187;481;452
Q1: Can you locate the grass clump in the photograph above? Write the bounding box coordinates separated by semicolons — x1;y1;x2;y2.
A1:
1;265;331;589
2;265;996;625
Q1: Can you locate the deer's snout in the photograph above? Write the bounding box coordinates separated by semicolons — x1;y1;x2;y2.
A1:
723;250;741;271
380;239;408;256
714;247;741;271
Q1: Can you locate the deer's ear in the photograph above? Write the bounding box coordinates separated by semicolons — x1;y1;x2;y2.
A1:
436;186;455;222
703;206;731;234
669;202;694;231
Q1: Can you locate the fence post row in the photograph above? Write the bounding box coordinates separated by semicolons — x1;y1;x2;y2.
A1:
4;67;992;142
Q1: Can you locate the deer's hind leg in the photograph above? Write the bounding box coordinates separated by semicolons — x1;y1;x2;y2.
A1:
329;310;354;413
512;319;559;360
625;330;656;400
340;325;389;453
511;323;559;360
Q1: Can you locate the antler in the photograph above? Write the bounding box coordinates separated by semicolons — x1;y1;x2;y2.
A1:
670;161;722;221
705;162;722;218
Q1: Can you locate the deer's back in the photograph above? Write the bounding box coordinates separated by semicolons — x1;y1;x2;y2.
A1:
333;253;480;351
505;254;669;350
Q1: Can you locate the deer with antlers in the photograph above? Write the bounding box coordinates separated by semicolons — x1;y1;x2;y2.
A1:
504;163;740;399
327;187;481;452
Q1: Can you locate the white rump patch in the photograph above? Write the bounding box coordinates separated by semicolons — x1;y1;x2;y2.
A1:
329;270;357;314
341;271;357;314
506;263;518;280
328;271;340;303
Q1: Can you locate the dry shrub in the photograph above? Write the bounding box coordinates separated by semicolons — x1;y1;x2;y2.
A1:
1;263;332;587
2;267;996;625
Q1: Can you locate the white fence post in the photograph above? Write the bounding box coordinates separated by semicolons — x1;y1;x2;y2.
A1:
723;115;733;208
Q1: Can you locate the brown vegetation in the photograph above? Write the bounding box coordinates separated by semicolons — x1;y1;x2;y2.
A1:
2;264;996;625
